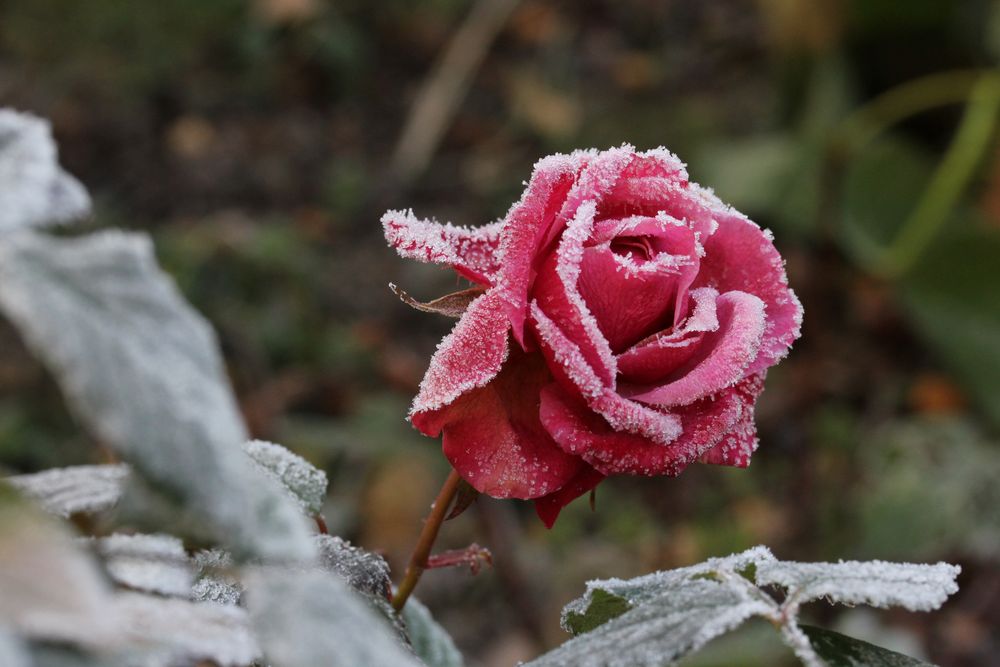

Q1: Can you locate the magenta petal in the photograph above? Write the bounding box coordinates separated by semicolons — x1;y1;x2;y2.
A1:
533;465;605;528
619;291;766;406
694;198;803;375
382;210;505;285
410;290;510;433
437;349;586;499
698;373;765;467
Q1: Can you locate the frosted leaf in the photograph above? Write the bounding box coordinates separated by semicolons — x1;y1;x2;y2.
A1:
246;567;423;667
526;576;774;667
6;464;128;517
0;109;90;231
243;440;328;516
92;534;193;598
0;628;29;667
114;591;258;667
0;489;120;648
0;231;313;562
191;549;242;606
315;534;392;599
755;559;960;612
401;597;464;667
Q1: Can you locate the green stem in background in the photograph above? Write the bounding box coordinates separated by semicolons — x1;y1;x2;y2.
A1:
391;468;462;613
880;72;1000;278
828;69;1000;278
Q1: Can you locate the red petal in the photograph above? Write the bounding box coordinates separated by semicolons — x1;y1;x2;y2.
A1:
533;465;605;528
382;210;504;285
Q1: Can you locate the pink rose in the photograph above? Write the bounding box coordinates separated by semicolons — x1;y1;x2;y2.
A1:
383;146;802;527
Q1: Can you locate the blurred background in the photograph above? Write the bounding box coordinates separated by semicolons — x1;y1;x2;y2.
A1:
1;0;999;665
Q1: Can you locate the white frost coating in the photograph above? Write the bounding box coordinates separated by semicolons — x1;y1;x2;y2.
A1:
114;591;258;667
245;567;423;667
0;503;121;648
6;464;128;517
527;546;960;667
0;231;314;563
756;559;961;613
0;109;91;231
402;597;465;667
92;534;193;598
191;549;242;606
0;627;30;667
243;440;328;516
315;535;392;598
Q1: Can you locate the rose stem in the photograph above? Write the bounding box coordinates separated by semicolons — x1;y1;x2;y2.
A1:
391;468;462;612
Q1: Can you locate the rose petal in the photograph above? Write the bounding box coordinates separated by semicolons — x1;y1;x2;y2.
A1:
616;287;719;384
533;465;605;528
437;348;586;499
410;290;510;432
698;374;764;467
382;210;505;284
539;375;761;476
692;189;803;375
619;291;766;406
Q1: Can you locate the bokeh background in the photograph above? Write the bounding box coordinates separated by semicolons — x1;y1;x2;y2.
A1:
2;1;999;665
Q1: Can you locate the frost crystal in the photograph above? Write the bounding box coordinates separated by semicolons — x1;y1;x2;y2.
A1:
243;440;328;516
191;549;243;606
315;534;392;599
0;108;90;232
92;534;194;598
6;464;128;518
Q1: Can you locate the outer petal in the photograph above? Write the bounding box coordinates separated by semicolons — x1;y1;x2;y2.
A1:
382;210;505;284
533;465;605;528
539;375;762;476
619;291;766;406
410;290;510;433
697;373;764;467
691;187;803;375
438;348;586;499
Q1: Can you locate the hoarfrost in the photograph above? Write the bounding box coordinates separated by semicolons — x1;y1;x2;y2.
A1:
191;549;242;606
315;534;392;599
246;567;423;667
0;231;314;563
0;109;90;231
6;464;128;518
92;534;193;598
401;597;465;667
243;440;328;516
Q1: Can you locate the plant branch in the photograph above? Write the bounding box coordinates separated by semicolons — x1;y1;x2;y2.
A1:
391;468;462;612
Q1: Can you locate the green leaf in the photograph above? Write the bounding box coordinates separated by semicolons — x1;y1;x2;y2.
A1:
801;625;933;666
402;597;464;667
563;589;632;636
243;440;328;516
900;227;1000;427
6;464;128;518
0;231;313;562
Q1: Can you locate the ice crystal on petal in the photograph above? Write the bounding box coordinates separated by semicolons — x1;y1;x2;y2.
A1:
382;210;504;284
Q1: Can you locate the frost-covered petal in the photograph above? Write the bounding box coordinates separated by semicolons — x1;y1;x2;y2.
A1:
438;348;586;499
693;197;802;375
382;210;505;284
697;375;764;467
620;291;766;406
533;465;605;529
410;290;510;432
616;287;719;384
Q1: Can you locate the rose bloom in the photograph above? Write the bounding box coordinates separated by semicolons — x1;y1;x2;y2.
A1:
384;146;802;527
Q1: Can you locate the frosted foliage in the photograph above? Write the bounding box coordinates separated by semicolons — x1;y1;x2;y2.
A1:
526;578;773;667
0;231;313;562
0;503;119;648
6;464;128;517
243;440;328;516
0;629;29;667
246;568;423;667
114;591;258;667
526;546;960;667
191;549;242;606
755;559;961;612
0;109;90;232
93;534;193;598
315;534;392;598
401;597;465;667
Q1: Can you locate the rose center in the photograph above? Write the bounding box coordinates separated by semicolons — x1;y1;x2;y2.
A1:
609;235;654;262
